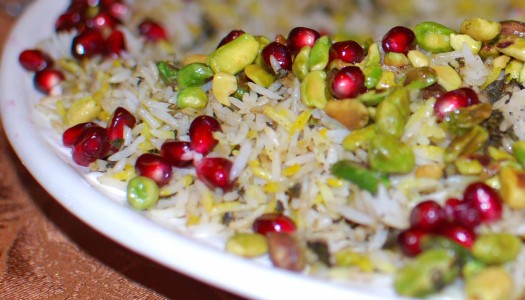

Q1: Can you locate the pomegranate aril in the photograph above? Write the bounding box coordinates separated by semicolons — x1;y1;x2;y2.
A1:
135;153;172;186
106;30;126;57
34;68;65;95
381;26;416;54
63;122;98;147
434;87;480;121
261;41;292;72
409;200;445;232
329;40;364;64
19;49;53;72
160;140;193;168
189;115;222;155
397;228;427;257
253;213;297;235
71;29;107;59
55;11;83;33
195;157;234;191
463;182;502;223
72;126;109;166
286;27;320;56
437;224;476;249
107;107;136;152
444;197;481;229
85;11;119;31
217;30;245;48
329;66;366;99
138;19;168;42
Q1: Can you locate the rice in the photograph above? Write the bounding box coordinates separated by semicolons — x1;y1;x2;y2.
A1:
27;0;525;298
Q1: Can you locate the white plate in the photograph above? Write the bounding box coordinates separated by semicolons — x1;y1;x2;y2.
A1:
0;1;408;299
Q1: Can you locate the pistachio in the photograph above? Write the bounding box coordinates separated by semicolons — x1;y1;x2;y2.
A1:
445;125;489;163
394;248;460;298
342;125;376;151
300;70;328;108
362;64;383;89
443;103;492;135
460;18;501;42
472;232;522;264
449;33;482;54
226;232;268;258
309;35;331;71
359;89;392;106
402;66;438;90
499;167;525;209
496;36;525;61
505;59;523;82
513;140;525;167
375;70;397;89
177;62;214;90
65;96;101;127
182;54;208;66
369;133;415;174
244;64;275;88
292;46;311;80
266;233;305;272
156;61;178;86
324;99;369;130
500;20;525;38
212;72;238;106
407;50;430;67
375;87;410;138
330;160;389;193
383;52;410;67
415;164;444;179
432;65;462;91
177;86;208;109
455;156;484;175
208;33;259;75
414;21;455;53
465;267;513;300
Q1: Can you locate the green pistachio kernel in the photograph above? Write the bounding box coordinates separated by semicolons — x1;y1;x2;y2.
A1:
369;133;415;174
177;62;214;90
394;248;460;298
402;66;438;90
244;64;275;88
375;87;410;138
500;167;525;209
226;233;268;258
472;233;522;264
324;99;369;130
208;33;259;75
177;86;208;109
445;125;489;163
513;140;525;167
383;52;410;67
460;18;501;42
127;176;160;210
65;96;101;127
330;160;389;194
465;267;513;300
449;33;482;54
496;36;525;61
156;61;179;85
309;35;332;71
342;124;376;151
292;46;311;80
414;21;455;53
300;70;328;109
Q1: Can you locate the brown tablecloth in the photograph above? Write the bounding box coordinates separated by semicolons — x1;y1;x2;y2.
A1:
0;11;242;300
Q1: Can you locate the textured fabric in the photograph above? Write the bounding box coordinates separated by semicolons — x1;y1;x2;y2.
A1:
0;12;242;300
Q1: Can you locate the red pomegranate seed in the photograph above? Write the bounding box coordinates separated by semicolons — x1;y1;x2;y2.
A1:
261;41;292;72
434;87;480;121
106;107;136;152
409;200;445;232
437;224;476;249
328;40;364;64
160;140;193;168
328;66;366;99
62;122;98;147
135;153;173;186
72;125;109;166
71;29;107;59
397;228;427;257
19;49;53;72
253;213;297;235
85;11;119;31
33;68;65;95
444;197;482;229
217;29;245;48
104;1;128;19
138;19;168;42
195;157;234;191
106;30;126;57
55;11;83;33
463;182;502;223
286;27;320;55
189;115;222;155
381;26;416;55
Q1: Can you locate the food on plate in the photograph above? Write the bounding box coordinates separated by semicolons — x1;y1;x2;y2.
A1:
17;0;525;298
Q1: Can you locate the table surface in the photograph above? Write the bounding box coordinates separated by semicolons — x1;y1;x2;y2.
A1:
0;10;243;300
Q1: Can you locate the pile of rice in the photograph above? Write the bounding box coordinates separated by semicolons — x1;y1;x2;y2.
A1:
33;0;525;298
